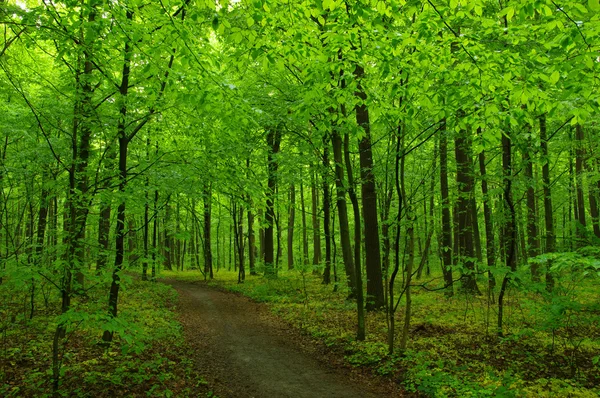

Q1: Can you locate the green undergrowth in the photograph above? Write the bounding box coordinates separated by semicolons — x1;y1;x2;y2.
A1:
0;274;211;397
163;267;600;397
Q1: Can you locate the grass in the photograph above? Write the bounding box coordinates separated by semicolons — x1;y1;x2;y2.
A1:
0;270;211;397
162;263;600;398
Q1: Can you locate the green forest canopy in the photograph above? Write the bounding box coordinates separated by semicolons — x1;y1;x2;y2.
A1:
1;0;600;396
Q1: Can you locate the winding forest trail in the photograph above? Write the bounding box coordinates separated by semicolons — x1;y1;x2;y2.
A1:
166;279;404;398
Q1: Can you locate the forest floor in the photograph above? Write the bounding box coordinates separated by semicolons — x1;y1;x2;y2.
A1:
165;278;406;398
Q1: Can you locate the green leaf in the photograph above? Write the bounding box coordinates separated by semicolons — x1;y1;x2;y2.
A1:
590;0;600;10
549;71;560;84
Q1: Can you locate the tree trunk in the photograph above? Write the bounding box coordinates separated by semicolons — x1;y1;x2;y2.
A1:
203;184;213;279
498;127;516;336
540;115;555;290
344;132;365;340
265;127;281;276
287;184;295;270
300;181;309;266
354;64;384;310
454;125;480;294
575;124;587;247
331;128;356;294
523;133;541;281
439;120;453;296
322;139;332;285
478;148;496;294
103;14;133;342
142;139;150;281
311;168;322;271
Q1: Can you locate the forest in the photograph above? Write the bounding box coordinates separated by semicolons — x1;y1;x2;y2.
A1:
1;0;599;396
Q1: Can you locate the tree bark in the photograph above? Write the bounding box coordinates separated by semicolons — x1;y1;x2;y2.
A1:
265;127;281;276
523;131;541;281
575;124;587;246
540;115;555;290
354;64;384;310
322;137;332;285
478;147;496;293
287;184;295;270
203;184;213;279
439;120;453;296
454;125;480;294
498;127;516;336
311;168;322;271
344;132;364;340
300;181;309;266
331;127;357;294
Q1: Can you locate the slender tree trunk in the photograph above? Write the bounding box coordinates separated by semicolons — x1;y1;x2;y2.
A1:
300;181;309;266
265;127;281;276
234;201;245;283
439;120;453;296
322;140;332;285
152;187;158;280
142;139;150;281
389;123;404;354
354;64;384;310
454;125;480;294
31;170;50;318
540;115;555;290
399;134;414;351
331;128;356;294
311;168;322;271
287;184;295;270
479;148;496;294
203;184;213;279
55;6;98;387
103;14;133;342
344;132;365;340
523;133;541;281
575;124;588;246
498;127;516;336
248;203;256;275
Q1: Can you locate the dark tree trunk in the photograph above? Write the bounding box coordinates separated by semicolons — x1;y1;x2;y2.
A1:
523;133;540;281
258;208;265;265
234;201;245;283
498;127;517;336
439;121;453;296
265;127;281;276
354;64;384;310
478;147;496;293
152;187;159;280
142;139;150;281
203;184;213;279
300;181;309;266
322;139;332;285
331;128;356;294
344;132;364;340
575;124;587;246
311;168;322;271
248;204;256;275
103;15;133;342
454;126;480;294
163;199;173;271
287;184;295;270
540;115;555;290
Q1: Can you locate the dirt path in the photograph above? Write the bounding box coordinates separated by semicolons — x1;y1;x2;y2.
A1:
166;279;403;398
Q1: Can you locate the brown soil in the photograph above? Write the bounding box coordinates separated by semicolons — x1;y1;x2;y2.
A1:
166;279;405;398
